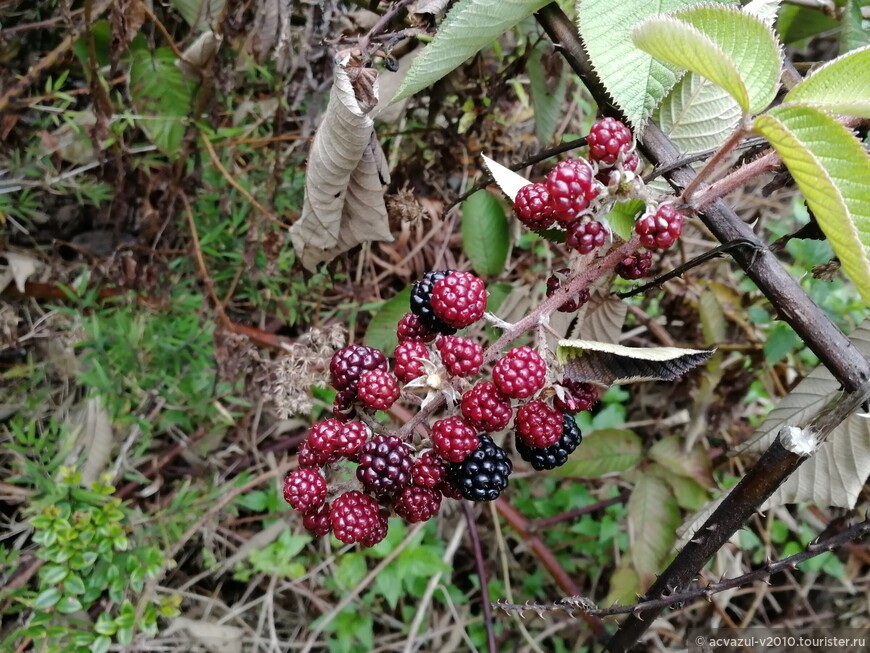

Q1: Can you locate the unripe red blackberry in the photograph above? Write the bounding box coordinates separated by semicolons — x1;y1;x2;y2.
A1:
411;451;447;488
448;434;512;502
396;312;436;343
553;378;600;414
431;416;480;463
302;503;332;536
330;344;388;391
461;381;513;432
331;490;383;545
514;399;563;448
393;339;429;384
411;270;458;335
616;250;653;280
430;271;487;329
357;368;400;411
438;478;463;499
635;204;684;250
336;420;371;459
297;441;337;467
546;158;599;223
515;414;582;470
597;152;641;187
393;485;442;523
283;468;327;512
587;117;633;166
492;346;547;399
565;219;607;254
546;269;591;313
307;418;345;455
514;183;556;230
356;434;413;498
361;509;390;547
436;336;484;377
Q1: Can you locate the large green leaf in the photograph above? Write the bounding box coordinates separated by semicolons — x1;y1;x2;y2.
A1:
633;5;782;114
602;199;645;241
627;474;680;586
555;428;643;477
128;48;197;157
578;0;728;129
462;190;509;276
656;71;742;154
393;0;549;102
527;44;568;145
840;0;869;55
784;45;870;118
754;105;870;306
777;5;839;45
364;287;412;354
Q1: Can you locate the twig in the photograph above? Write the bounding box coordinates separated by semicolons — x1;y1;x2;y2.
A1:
463;502;497;653
0;0;113;113
528;491;629;532
494;513;870;618
679;124;748;205
643;137;769;182
358;0;417;55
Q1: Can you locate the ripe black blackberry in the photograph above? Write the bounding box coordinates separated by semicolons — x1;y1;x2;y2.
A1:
356;434;413;498
330;345;388;392
515;414;582;471
410;270;458;334
616;250;653;280
448;434;512;501
514;183;556;230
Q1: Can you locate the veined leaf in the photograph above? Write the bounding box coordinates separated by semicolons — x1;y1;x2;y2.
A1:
840;0;869;55
743;0;781;27
461;190;509;276
627;475;680;586
555;429;643;477
528;44;568;145
754;105;870;306
578;0;732;129
633;5;782;114
128;48;197;157
777;5;839;45
602;199;645;241
393;0;549;102
784;45;870;118
648;436;714;486
656;71;742;154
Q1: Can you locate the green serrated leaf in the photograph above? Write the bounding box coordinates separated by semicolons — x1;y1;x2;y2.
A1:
754;105;870;306
603;199;645;241
840;0;869;55
364;286;412;355
633;5;782;114
528;45;567;144
128;48;197;157
461;190;509;276
393;0;550;102
627;474;680;586
784;45;870;118
579;0;726;129
777;6;839;45
656;72;742;154
555;429;643;477
764;321;800;363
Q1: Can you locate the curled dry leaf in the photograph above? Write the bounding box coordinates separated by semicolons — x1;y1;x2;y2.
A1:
289;49;393;270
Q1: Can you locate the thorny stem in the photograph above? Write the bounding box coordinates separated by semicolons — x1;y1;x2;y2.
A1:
357;0;416;56
494;513;870;618
679;123;749;207
395;236;641;441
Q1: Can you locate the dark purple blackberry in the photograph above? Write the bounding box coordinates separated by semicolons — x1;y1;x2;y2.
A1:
329;345;388;392
356;434;413;498
448;434;512;502
410;270;458;335
515;414;582;471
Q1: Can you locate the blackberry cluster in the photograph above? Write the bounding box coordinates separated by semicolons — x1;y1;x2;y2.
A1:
282;269;598;548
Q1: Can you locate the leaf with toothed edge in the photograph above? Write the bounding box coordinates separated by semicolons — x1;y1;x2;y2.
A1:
557;339;714;386
481;154;532;203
